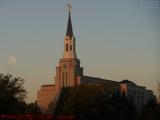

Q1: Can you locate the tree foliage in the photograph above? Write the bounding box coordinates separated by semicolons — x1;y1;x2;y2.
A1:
54;84;137;120
140;99;160;120
25;101;42;115
0;74;27;114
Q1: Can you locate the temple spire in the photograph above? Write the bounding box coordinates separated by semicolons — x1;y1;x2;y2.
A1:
63;2;76;58
66;3;73;37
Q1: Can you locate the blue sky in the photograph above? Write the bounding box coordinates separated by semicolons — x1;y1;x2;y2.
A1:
0;0;159;103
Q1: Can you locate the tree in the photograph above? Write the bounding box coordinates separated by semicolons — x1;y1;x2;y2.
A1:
25;101;42;114
0;74;27;114
54;84;137;120
140;99;160;120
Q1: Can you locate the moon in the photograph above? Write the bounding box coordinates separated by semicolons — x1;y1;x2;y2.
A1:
8;56;16;65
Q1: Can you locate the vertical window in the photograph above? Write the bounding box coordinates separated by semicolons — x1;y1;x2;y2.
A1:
65;72;68;86
70;45;72;50
62;72;68;87
62;72;65;86
66;44;68;52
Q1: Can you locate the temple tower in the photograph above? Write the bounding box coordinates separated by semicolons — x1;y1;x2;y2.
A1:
54;3;83;98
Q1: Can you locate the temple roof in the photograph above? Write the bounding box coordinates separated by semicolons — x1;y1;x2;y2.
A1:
119;80;137;86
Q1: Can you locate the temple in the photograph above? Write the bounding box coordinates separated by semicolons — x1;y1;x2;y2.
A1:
37;3;155;113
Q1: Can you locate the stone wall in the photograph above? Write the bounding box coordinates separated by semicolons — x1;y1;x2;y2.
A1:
37;85;55;113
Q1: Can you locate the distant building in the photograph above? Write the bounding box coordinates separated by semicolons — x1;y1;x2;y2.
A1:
37;4;155;113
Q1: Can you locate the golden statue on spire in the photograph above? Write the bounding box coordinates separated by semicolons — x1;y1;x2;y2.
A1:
67;0;72;13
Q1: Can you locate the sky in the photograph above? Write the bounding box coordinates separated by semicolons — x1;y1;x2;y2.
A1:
0;0;159;103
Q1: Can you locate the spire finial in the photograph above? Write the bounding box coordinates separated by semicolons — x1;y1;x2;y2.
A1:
67;0;72;13
66;0;73;37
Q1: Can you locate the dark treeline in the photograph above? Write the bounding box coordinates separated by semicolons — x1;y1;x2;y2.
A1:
1;73;160;120
0;74;41;114
52;84;160;120
53;84;136;120
140;99;160;120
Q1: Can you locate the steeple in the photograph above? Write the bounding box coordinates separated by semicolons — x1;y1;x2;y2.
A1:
66;4;73;37
63;3;76;59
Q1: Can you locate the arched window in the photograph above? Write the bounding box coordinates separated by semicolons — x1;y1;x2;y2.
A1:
66;44;68;52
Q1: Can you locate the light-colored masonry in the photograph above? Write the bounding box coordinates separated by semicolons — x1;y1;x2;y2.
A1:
37;5;155;113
